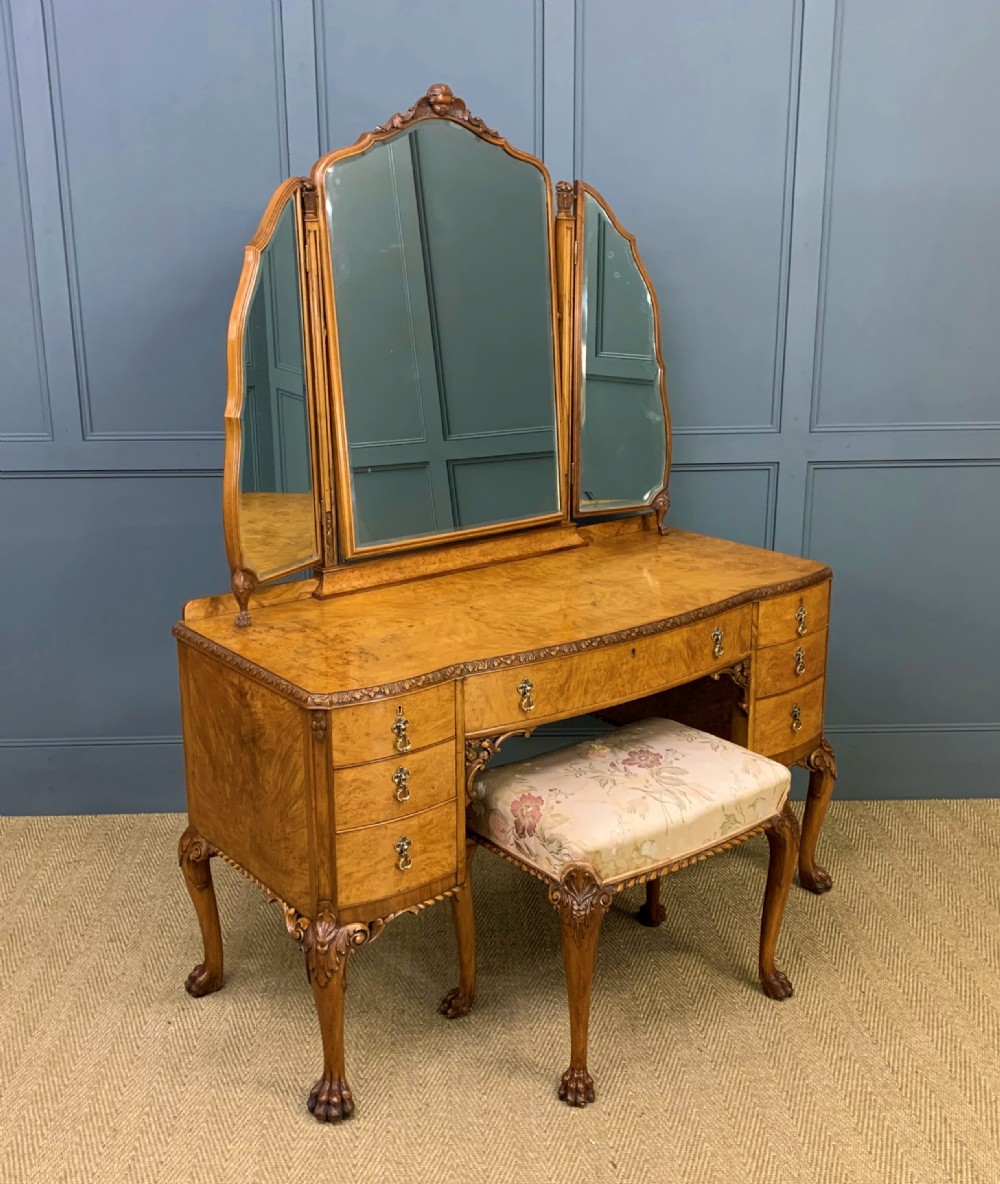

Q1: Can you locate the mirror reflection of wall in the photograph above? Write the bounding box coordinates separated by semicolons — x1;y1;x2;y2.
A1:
578;190;666;512
326;120;561;550
239;199;317;576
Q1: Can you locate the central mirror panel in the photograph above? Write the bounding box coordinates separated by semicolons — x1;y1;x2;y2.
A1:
324;119;561;554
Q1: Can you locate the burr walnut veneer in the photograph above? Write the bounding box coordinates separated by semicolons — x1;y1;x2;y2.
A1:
174;85;837;1123
174;519;835;1119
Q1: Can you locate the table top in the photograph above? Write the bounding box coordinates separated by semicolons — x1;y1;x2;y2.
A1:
175;525;830;702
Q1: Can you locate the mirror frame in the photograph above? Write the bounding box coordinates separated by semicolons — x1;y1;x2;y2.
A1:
570;181;672;530
309;84;570;561
223;179;325;621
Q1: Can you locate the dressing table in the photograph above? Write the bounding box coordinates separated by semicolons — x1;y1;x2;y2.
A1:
173;85;837;1122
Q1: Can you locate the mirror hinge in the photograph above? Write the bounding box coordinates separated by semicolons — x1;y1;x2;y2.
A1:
301;182;319;221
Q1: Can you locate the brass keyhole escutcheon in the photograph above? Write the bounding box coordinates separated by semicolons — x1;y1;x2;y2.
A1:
391;705;411;753
790;703;802;733
392;766;411;802
795;604;808;637
793;647;806;677
517;678;536;714
394;836;412;872
711;626;724;659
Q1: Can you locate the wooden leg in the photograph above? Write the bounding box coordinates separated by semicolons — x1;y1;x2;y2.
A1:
798;738;838;894
440;841;478;1019
295;904;363;1123
178;826;223;997
636;876;666;927
549;866;612;1107
759;803;799;1000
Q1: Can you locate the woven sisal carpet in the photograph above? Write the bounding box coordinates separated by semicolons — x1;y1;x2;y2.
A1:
1;802;998;1184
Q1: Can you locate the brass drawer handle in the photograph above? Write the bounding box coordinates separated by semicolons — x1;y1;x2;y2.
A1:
790;703;802;733
711;626;724;659
394;836;412;872
795;604;808;637
793;647;806;677
392;766;411;802
391;705;411;753
517;678;536;714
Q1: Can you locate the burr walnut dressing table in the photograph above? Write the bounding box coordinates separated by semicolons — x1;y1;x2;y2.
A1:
173;85;837;1123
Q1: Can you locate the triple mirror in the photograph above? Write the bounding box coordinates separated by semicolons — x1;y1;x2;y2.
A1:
225;86;670;606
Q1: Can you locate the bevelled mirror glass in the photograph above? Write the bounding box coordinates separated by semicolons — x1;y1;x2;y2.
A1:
575;186;669;515
236;190;319;579
321;116;561;556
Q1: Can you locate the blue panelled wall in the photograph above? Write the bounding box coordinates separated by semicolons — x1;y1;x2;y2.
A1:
2;0;998;812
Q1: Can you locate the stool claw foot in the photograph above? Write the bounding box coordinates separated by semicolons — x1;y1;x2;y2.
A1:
559;1066;595;1107
308;1075;354;1123
438;986;474;1019
185;962;223;997
761;969;794;1000
799;863;833;895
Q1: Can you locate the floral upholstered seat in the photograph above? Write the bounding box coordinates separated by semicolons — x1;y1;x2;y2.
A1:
468;718;791;883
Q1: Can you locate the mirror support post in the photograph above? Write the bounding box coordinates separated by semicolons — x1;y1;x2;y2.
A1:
555;181;578;517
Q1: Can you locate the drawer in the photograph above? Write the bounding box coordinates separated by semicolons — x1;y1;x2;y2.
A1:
755;629;828;699
464;606;751;734
756;581;830;648
330;682;455;767
334;740;456;832
335;800;458;908
751;678;824;757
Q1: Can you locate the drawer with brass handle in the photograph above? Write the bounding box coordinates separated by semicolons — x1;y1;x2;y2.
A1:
334;801;458;908
756;581;830;648
463;606;752;734
754;629;828;698
751;678;824;757
329;682;455;767
334;740;456;832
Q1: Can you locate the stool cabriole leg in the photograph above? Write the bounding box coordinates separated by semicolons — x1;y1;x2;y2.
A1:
798;738;838;894
759;802;798;1000
178;826;224;997
549;865;612;1106
440;840;478;1019
636;876;666;927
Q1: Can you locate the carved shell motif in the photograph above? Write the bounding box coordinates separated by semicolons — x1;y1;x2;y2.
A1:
374;83;499;139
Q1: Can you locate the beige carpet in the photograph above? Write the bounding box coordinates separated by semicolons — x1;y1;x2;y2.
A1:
1;802;998;1184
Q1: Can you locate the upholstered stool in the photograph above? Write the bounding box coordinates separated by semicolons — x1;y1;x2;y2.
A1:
440;718;799;1106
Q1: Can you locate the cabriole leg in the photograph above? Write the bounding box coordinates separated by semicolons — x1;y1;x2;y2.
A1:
549;866;612;1107
798;738;838;894
178;825;224;997
288;904;384;1123
759;802;799;1000
636;876;666;927
440;841;478;1019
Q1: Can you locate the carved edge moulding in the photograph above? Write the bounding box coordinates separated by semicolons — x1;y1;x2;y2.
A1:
172;564;832;708
223;178;327;626
308;83;570;562
570;181;673;530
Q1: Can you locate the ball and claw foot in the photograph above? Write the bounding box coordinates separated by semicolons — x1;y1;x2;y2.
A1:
185;963;223;997
800;863;833;895
438;987;474;1019
308;1076;354;1123
761;969;794;1000
559;1067;595;1107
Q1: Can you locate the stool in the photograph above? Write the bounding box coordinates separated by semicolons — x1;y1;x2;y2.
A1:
440;717;799;1106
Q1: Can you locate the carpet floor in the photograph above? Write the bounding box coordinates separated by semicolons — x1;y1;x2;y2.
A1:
1;801;998;1184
